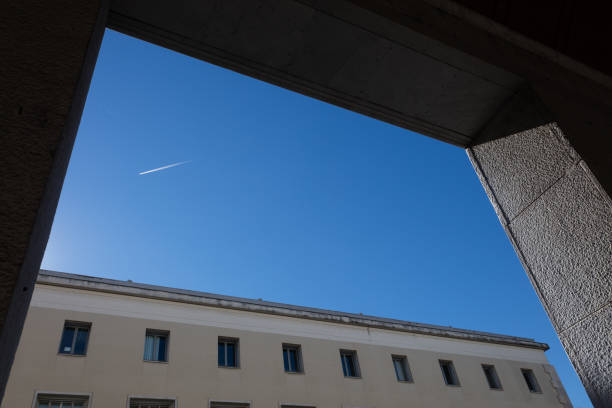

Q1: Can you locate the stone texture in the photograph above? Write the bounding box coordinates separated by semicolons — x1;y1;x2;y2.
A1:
509;163;612;330
470;122;578;222
560;304;612;408
469;92;612;408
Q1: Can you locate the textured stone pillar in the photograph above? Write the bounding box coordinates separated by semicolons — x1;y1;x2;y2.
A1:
0;0;108;401
468;88;611;408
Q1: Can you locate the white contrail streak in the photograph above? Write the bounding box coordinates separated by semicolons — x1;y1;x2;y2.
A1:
139;160;191;175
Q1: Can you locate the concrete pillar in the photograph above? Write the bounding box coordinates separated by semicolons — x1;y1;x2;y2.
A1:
468;87;611;408
0;0;108;401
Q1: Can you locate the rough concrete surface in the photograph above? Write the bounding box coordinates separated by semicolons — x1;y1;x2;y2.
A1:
470;123;578;222
509;163;612;331
469;113;612;407
350;0;612;196
560;304;612;408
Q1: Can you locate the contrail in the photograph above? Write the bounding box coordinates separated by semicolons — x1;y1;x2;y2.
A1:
139;160;191;175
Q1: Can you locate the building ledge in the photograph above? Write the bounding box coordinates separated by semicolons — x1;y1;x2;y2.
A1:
37;270;549;351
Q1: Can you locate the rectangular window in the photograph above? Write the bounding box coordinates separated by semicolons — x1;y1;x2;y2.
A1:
210;402;250;408
340;349;360;378
439;360;460;386
281;406;316;408
392;355;413;382
129;398;174;408
283;344;303;373
482;364;502;389
521;368;542;393
58;321;91;355
37;394;89;407
218;337;239;368
143;329;168;362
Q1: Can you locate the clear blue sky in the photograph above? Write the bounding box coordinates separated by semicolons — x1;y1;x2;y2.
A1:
42;29;591;407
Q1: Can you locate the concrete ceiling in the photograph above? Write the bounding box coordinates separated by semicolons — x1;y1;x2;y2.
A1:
108;0;525;147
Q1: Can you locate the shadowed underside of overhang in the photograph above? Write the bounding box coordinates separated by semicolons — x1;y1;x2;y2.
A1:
107;0;526;147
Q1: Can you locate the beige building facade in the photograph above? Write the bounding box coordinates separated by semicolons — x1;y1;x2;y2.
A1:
3;271;572;408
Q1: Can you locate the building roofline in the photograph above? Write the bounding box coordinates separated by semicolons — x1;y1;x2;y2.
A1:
37;270;549;351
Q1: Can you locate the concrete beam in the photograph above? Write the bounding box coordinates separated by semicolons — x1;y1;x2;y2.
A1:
107;0;524;147
107;0;612;196
0;0;108;401
344;0;612;196
467;87;612;408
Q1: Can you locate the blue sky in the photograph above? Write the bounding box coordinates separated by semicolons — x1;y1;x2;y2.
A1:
42;29;591;407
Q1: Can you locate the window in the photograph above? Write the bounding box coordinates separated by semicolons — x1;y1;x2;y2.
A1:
58;321;90;355
37;394;89;407
280;406;315;408
439;360;460;386
283;344;303;373
218;337;239;367
340;349;360;378
392;355;413;382
129;398;174;408
210;402;250;408
143;329;168;362
482;364;502;389
521;368;542;393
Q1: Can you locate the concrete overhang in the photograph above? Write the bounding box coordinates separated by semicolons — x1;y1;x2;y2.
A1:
38;270;550;351
107;0;525;147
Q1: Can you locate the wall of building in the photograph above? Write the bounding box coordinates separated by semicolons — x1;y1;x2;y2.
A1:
3;284;571;407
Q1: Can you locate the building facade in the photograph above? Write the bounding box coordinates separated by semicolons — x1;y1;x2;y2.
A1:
3;271;572;408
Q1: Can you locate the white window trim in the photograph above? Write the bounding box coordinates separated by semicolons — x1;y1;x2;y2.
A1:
32;391;92;408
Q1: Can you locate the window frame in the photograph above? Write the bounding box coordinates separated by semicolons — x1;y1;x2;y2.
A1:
391;354;413;383
282;343;304;374
127;396;176;408
439;359;460;386
482;364;503;390
280;405;316;408
58;321;91;356
339;349;361;378
33;392;91;408
143;329;170;363
209;401;250;408
218;337;240;368
521;368;542;393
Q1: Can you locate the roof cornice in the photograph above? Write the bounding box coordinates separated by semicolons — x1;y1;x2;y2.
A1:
37;270;549;351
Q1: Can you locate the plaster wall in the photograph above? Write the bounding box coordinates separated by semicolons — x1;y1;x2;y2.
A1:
3;284;572;408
